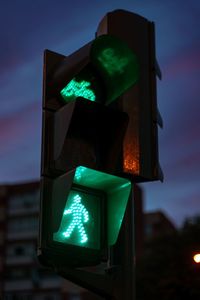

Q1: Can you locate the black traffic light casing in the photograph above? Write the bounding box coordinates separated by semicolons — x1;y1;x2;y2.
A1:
38;10;163;299
41;35;138;177
39;167;132;268
42;92;129;178
97;10;163;182
39;171;105;268
38;9;163;270
39;39;133;267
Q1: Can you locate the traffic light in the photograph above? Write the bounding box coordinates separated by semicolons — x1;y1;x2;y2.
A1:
39;166;131;267
38;33;137;267
97;9;163;182
38;9;163;271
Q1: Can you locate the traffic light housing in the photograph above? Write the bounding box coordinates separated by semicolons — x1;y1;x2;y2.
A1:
39;167;131;267
44;34;139;110
97;9;163;182
39;34;137;267
38;9;163;270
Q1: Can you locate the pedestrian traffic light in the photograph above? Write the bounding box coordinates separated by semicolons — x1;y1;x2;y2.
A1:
38;9;163;271
39;33;138;267
38;166;131;267
38;9;164;300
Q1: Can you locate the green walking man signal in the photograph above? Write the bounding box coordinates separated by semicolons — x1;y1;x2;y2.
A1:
53;193;91;246
62;194;89;244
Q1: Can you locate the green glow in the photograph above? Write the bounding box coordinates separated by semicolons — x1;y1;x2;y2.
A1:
60;79;96;102
97;48;129;75
62;194;89;243
91;35;139;104
54;194;89;244
74;166;132;246
53;167;132;248
75;166;87;181
53;188;101;249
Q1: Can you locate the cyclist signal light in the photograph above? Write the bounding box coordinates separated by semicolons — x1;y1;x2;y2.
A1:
49;34;139;107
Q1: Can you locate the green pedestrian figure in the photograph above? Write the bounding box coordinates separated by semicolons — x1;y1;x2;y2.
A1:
63;194;89;244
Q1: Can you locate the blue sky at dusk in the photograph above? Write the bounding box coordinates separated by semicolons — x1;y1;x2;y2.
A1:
0;1;200;227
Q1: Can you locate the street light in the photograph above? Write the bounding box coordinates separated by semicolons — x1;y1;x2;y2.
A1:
193;253;200;264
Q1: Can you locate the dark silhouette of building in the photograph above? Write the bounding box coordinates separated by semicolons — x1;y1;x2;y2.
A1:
0;181;176;299
144;210;176;239
0;181;84;299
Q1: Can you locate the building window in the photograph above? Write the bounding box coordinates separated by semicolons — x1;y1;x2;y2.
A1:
8;190;40;214
4;294;32;300
15;246;25;256
0;231;5;245
6;242;35;258
0;206;5;221
5;267;30;280
32;294;61;300
145;224;152;236
69;295;81;300
7;217;38;234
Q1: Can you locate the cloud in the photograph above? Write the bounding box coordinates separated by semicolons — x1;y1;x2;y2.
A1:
0;101;41;157
163;44;200;79
0;101;41;183
0;57;42;117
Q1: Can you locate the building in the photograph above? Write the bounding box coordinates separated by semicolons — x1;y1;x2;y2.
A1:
0;181;85;300
144;211;176;239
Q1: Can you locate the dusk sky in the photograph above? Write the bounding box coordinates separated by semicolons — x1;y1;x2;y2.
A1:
0;1;200;227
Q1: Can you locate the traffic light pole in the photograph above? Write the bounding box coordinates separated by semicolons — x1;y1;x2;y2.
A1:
55;189;135;300
109;189;135;300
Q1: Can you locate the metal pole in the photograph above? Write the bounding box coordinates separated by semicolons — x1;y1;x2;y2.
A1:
110;189;135;300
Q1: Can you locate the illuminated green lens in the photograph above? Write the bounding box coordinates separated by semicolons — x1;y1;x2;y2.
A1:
60;35;138;105
53;188;101;249
97;47;129;76
74;166;132;246
53;167;131;248
91;35;139;104
60;79;96;102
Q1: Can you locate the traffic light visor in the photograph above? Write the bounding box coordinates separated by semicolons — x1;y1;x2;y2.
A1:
73;166;132;246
